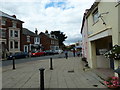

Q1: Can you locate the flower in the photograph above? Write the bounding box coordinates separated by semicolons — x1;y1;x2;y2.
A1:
104;76;120;88
104;45;120;60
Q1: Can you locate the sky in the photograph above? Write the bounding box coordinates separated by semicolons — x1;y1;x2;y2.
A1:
0;0;95;45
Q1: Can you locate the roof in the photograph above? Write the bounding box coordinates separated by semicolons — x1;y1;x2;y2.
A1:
81;0;100;33
80;11;88;34
86;1;100;18
22;28;38;37
39;32;58;40
0;10;24;23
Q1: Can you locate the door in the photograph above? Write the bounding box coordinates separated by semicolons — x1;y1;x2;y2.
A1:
24;45;28;52
110;58;114;70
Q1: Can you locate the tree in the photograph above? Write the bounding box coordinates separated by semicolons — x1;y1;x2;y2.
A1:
50;31;67;47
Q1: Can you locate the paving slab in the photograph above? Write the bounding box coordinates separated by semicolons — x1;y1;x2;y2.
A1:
2;57;107;89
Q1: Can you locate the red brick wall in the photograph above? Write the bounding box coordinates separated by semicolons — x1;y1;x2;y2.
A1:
40;33;51;50
40;33;59;50
1;17;23;51
20;34;34;51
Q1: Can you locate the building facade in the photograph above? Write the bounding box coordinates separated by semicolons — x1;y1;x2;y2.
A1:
20;28;41;53
0;11;23;59
81;10;89;60
39;31;59;51
84;1;120;71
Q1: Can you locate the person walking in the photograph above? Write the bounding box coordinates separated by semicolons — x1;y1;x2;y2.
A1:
73;49;76;57
64;50;68;59
77;50;80;57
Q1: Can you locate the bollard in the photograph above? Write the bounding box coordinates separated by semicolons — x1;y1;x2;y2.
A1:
50;57;53;70
39;68;45;90
12;57;15;70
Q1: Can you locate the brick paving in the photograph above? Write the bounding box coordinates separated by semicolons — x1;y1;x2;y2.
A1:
2;57;107;88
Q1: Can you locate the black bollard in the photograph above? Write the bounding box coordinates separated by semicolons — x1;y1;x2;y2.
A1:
50;57;53;70
39;68;45;90
12;57;15;70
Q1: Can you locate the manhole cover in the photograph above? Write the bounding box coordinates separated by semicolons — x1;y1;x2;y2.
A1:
68;70;74;73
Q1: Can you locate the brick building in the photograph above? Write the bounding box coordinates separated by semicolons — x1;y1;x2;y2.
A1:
39;31;59;51
0;11;23;59
21;28;41;52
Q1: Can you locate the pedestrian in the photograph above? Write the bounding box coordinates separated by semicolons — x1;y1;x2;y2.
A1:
77;50;80;57
29;51;31;57
73;49;76;57
64;50;68;59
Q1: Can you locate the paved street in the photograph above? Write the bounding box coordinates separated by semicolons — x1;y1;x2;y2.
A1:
2;52;73;66
2;56;107;89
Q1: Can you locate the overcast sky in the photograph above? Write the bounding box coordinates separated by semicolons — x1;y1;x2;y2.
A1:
0;0;95;45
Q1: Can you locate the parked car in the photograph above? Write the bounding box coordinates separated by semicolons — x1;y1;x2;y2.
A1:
44;50;55;55
31;51;45;57
54;49;63;54
7;52;29;60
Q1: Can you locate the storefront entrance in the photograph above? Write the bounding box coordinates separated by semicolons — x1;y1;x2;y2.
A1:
95;36;114;69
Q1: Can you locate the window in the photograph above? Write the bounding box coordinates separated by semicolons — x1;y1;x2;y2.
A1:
15;31;18;37
13;22;16;28
37;38;39;42
92;8;99;23
15;41;18;48
27;36;30;42
10;41;13;49
10;30;13;37
2;29;6;38
1;19;6;25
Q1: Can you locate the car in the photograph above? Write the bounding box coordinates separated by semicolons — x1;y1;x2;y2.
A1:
31;51;45;57
54;49;63;54
44;50;55;55
7;52;29;60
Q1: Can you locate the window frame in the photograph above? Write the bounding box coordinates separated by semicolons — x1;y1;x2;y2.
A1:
14;30;18;37
12;22;17;28
92;8;99;24
27;35;30;42
10;30;13;37
1;19;6;25
10;41;13;49
14;41;18;49
1;28;6;38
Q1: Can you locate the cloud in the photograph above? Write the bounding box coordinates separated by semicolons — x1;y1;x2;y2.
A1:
0;0;95;45
64;33;82;45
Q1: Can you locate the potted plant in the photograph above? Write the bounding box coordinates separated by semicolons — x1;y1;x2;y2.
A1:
104;45;120;60
104;76;120;88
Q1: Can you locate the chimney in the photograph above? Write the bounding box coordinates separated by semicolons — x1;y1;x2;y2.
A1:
35;28;38;35
45;30;48;34
12;15;16;18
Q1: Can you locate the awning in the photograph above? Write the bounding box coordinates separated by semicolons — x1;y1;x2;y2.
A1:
88;28;112;41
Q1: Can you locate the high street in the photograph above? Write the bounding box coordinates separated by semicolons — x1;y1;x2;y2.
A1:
2;52;74;66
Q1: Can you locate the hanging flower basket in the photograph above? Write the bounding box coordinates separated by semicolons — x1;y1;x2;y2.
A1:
104;45;120;60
